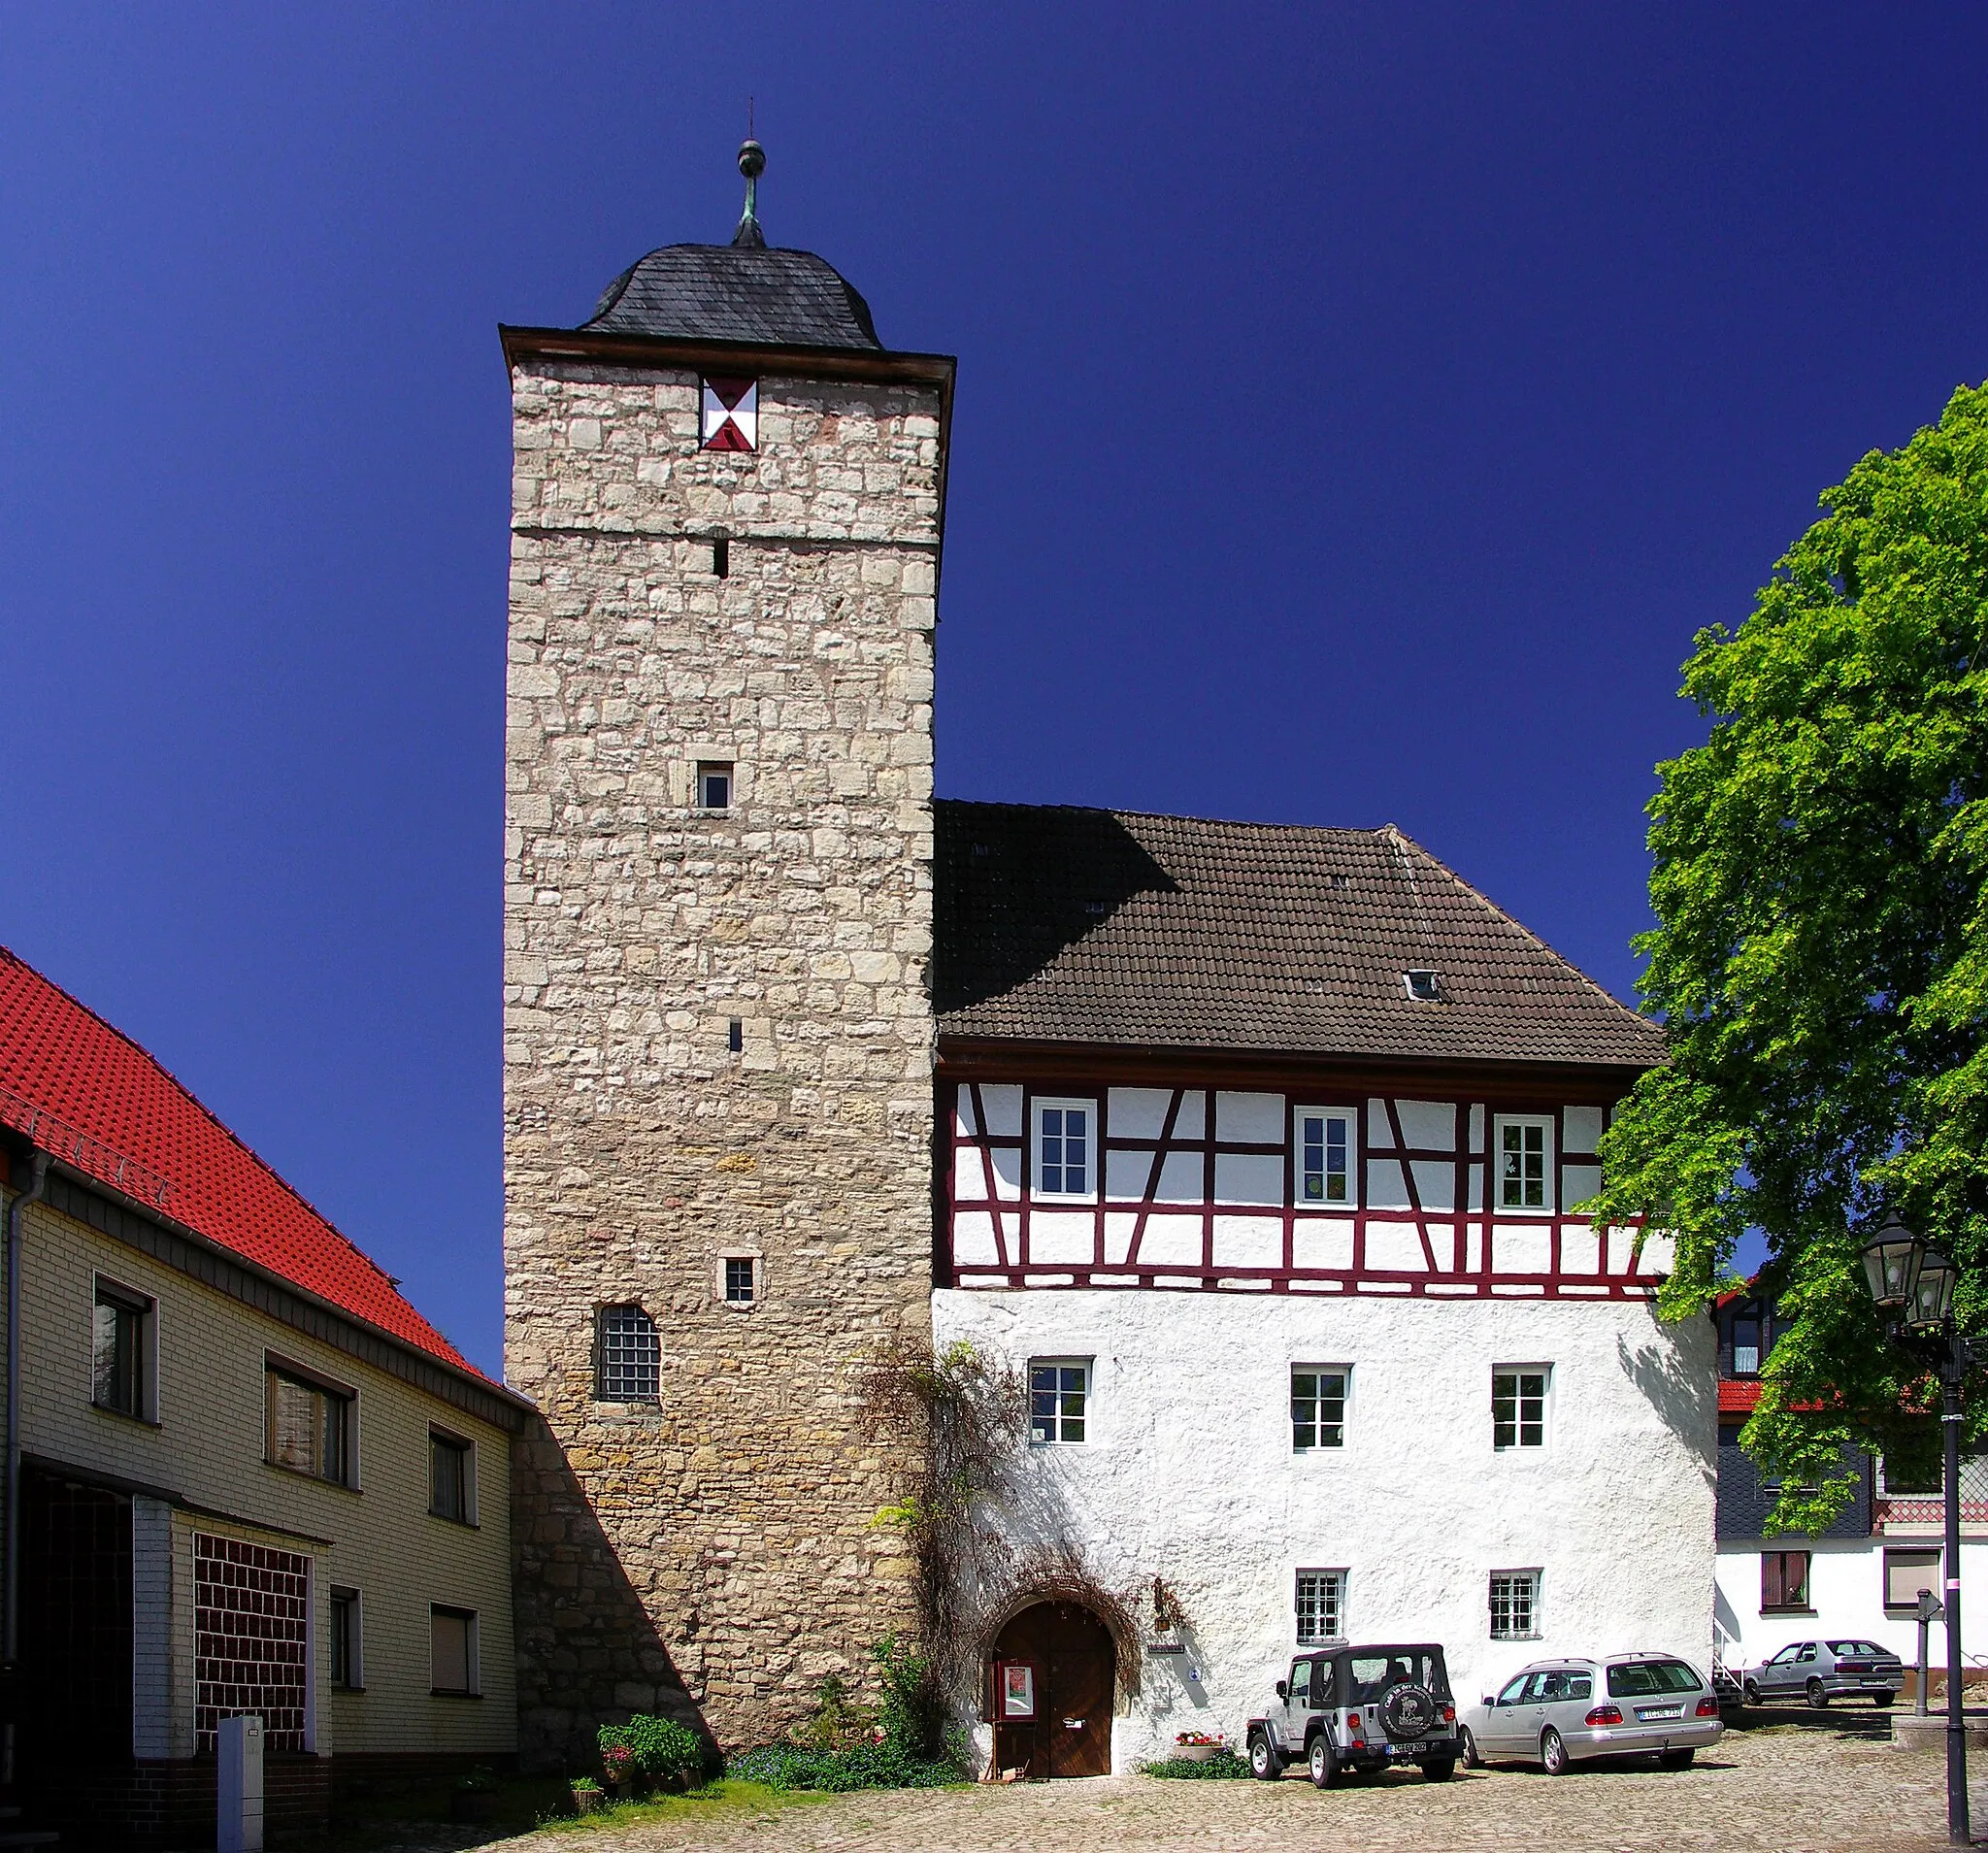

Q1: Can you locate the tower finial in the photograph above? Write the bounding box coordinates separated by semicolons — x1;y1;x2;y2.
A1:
733;131;767;249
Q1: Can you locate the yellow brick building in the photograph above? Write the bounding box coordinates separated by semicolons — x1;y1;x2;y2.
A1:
0;946;528;1845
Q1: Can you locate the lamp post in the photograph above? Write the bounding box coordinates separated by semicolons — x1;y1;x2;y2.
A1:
1862;1218;1975;1844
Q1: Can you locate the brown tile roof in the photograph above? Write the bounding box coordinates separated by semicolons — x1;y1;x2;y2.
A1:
933;803;1666;1070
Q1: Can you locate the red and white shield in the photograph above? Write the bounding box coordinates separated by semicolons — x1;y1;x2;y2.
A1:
701;377;758;452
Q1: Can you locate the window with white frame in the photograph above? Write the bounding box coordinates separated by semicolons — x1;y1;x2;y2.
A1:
1489;1570;1541;1639
595;1305;660;1403
1495;1114;1554;1210
92;1277;153;1420
1029;1358;1089;1444
1291;1367;1348;1451
1885;1547;1942;1611
430;1605;479;1696
1296;1570;1346;1644
1032;1099;1095;1199
1295;1108;1355;1207
1493;1367;1549;1449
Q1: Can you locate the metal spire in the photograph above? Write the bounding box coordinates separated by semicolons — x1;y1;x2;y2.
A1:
733;134;767;248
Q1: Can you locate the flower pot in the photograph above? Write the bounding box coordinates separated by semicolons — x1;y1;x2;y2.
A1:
1174;1741;1221;1762
571;1785;605;1814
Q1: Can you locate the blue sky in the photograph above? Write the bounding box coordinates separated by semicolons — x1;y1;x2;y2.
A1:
4;5;1982;1371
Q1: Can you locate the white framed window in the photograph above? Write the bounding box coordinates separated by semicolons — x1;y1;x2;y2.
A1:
92;1274;156;1421
717;1252;761;1307
1294;1108;1355;1208
1029;1357;1089;1444
1494;1114;1555;1211
1492;1366;1549;1449
1296;1570;1347;1644
696;761;733;811
429;1429;475;1526
430;1605;480;1696
1291;1367;1348;1451
330;1585;363;1690
595;1305;660;1403
1489;1569;1541;1639
1885;1547;1942;1611
1032;1098;1096;1201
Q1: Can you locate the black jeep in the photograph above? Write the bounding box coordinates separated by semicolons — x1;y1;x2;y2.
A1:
1245;1642;1460;1786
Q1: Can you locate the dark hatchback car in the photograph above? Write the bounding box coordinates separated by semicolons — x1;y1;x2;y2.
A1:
1247;1643;1461;1786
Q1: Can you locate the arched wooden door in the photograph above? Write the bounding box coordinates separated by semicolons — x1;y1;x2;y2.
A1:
990;1601;1115;1777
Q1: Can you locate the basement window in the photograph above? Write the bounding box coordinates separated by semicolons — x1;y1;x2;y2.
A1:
1403;969;1442;1003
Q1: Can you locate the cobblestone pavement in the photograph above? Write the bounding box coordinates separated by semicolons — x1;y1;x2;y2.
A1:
475;1724;1984;1853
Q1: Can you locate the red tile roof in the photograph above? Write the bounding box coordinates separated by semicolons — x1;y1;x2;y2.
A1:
0;945;484;1382
1720;1379;1764;1415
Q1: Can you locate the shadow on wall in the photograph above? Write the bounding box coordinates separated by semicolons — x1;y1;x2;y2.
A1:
511;1414;708;1773
934;805;1179;1015
1614;1310;1718;1477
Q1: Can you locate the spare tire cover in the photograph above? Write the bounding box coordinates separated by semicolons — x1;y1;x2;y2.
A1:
1381;1684;1437;1739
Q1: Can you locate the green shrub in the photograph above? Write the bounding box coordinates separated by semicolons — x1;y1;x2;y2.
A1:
723;1738;964;1793
1140;1750;1252;1779
598;1713;706;1787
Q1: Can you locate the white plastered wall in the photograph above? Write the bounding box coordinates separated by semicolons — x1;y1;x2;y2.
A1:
933;1287;1716;1771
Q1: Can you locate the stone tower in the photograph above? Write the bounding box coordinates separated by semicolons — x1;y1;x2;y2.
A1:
500;146;952;1767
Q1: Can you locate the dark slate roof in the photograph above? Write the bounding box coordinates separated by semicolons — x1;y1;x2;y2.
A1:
933;802;1666;1069
583;245;882;350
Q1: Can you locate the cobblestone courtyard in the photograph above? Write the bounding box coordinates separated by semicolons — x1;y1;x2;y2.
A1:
446;1723;1979;1853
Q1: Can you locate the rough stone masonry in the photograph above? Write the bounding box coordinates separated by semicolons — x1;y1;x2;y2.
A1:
502;354;948;1768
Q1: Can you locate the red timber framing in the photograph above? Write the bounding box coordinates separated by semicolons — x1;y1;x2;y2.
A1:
936;1055;1659;1301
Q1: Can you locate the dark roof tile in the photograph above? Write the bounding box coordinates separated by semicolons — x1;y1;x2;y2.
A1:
934;802;1664;1069
584;245;881;350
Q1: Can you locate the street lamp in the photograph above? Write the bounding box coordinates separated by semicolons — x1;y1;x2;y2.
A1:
1861;1219;1975;1845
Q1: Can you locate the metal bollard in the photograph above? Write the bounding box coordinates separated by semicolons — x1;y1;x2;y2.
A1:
217;1713;264;1853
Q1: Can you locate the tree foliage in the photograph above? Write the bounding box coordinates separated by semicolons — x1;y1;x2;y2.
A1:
1588;382;1988;1527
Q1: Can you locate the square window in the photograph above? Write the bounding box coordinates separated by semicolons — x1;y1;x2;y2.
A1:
1033;1099;1095;1200
1762;1549;1811;1612
1494;1115;1555;1211
1296;1570;1346;1645
1489;1570;1541;1639
265;1362;352;1485
596;1305;660;1403
430;1432;473;1524
697;762;733;811
330;1586;362;1690
725;1256;756;1305
1291;1367;1348;1451
92;1280;151;1419
1885;1547;1942;1611
1295;1108;1355;1207
431;1605;479;1696
1029;1358;1089;1444
1493;1367;1548;1449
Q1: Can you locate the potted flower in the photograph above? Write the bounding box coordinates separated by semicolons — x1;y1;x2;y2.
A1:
602;1740;640;1798
449;1765;501;1823
570;1774;605;1815
1174;1731;1225;1764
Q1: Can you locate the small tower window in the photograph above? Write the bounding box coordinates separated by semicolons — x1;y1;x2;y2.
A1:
724;1257;756;1305
697;762;733;811
595;1305;660;1403
728;1018;744;1054
712;538;730;578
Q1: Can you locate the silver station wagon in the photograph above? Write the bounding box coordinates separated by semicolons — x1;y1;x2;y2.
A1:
1741;1638;1905;1707
1460;1653;1723;1774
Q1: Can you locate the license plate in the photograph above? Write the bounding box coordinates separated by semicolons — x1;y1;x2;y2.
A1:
1862;1679;1891;1686
1638;1704;1684;1721
1388;1740;1432;1755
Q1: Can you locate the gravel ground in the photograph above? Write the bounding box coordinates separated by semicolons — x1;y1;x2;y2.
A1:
408;1717;1986;1853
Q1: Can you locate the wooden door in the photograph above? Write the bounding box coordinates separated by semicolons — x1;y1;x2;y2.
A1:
991;1601;1114;1778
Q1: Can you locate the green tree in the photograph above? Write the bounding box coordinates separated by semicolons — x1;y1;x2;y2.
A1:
1588;382;1988;1528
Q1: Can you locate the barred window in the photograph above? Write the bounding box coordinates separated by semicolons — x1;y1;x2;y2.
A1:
1296;1570;1346;1645
1291;1367;1348;1451
1490;1570;1541;1639
596;1305;660;1403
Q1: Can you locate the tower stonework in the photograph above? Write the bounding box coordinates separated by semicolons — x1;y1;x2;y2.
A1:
500;198;952;1765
